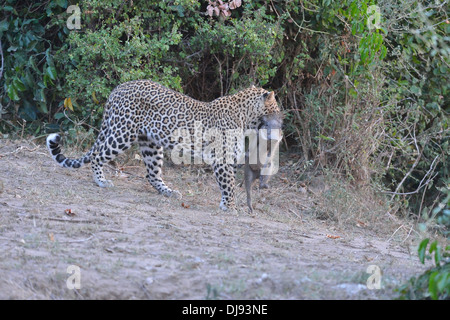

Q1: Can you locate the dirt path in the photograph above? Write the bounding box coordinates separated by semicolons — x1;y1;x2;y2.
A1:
0;138;426;299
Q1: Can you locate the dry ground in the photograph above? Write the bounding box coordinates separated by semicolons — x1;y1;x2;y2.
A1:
0;138;429;299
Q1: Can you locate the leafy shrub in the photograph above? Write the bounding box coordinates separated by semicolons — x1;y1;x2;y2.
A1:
0;0;69;134
398;238;449;300
186;4;283;98
54;0;191;133
377;0;449;219
398;187;449;300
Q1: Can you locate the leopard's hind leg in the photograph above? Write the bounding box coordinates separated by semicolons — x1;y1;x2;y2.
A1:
138;135;181;199
90;127;136;188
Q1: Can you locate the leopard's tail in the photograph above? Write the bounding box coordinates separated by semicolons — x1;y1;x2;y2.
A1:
46;133;92;169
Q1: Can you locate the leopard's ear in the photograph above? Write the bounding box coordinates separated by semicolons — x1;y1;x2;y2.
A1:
263;91;275;103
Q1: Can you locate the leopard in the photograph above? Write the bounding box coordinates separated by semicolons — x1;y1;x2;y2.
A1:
46;80;281;211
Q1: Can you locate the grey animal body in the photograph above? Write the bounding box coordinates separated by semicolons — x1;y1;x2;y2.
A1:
244;113;283;213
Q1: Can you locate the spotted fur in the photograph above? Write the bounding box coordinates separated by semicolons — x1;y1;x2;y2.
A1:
46;80;280;210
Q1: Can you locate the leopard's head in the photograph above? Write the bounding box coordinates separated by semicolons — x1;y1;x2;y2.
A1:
244;87;281;129
261;91;280;115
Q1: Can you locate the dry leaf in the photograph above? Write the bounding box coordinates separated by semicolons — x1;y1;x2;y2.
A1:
230;0;242;9
48;233;55;242
218;3;228;11
64;208;76;217
206;5;214;16
64;97;74;111
356;220;367;228
92;91;99;104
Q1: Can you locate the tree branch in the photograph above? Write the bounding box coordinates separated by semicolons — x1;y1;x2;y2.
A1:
0;38;4;80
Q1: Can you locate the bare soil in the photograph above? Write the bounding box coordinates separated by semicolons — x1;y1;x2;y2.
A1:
0;138;428;299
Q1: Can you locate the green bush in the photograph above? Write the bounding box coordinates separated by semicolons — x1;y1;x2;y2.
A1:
54;0;191;133
398;186;449;300
0;0;68;134
398;238;450;300
377;0;449;219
